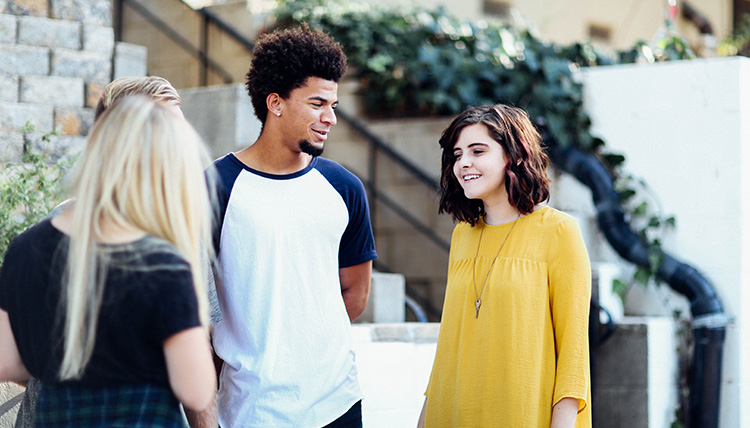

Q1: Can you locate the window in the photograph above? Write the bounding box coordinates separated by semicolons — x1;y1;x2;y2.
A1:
588;23;612;43
483;0;511;18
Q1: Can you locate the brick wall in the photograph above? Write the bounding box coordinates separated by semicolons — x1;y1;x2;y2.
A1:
0;0;146;162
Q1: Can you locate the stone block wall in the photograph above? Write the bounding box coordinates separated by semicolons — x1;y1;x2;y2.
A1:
0;0;146;163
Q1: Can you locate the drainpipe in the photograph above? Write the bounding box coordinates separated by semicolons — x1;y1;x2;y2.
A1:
546;142;727;428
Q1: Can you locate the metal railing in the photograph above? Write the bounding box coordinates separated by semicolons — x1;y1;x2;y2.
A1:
114;0;241;85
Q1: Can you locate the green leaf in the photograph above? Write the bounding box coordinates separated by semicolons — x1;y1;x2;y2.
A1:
602;153;626;168
633;202;648;217
612;278;628;299
648;250;663;272
618;188;636;202
634;267;652;286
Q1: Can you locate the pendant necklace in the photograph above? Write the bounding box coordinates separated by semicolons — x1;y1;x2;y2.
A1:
472;214;520;319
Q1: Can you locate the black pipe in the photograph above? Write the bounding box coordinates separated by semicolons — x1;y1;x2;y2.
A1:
547;142;727;428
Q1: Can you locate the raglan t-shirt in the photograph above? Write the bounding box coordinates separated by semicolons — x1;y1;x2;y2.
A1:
210;154;377;428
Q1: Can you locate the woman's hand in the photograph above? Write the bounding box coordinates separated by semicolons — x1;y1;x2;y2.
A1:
550;397;579;428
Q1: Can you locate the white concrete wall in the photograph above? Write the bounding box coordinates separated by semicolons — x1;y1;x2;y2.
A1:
180;83;260;160
352;324;439;427
576;56;750;428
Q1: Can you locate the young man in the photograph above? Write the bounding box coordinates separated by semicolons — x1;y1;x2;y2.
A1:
209;26;377;427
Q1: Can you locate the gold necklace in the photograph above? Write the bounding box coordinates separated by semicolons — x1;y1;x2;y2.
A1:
472;214;520;319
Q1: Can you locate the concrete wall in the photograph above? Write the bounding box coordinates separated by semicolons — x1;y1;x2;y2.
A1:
577;56;750;428
353;316;677;428
352;323;438;427
179;83;260;160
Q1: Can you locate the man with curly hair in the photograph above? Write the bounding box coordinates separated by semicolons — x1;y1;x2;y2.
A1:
206;26;377;427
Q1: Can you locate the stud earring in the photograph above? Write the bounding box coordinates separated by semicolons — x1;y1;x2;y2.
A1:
276;111;281;117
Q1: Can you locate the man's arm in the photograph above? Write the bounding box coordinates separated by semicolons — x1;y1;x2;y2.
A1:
184;395;217;428
339;261;372;322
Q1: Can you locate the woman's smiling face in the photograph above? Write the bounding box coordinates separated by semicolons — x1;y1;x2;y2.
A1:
452;123;510;207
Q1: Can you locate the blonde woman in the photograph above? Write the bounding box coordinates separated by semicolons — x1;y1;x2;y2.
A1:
0;96;216;427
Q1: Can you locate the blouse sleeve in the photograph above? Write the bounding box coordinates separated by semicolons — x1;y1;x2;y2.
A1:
548;216;592;412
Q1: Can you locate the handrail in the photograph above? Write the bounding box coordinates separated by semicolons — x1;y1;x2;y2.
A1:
336;109;441;192
0;392;23;417
199;6;255;51
364;179;450;252
116;0;235;84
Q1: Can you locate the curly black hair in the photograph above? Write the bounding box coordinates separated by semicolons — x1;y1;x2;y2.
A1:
246;25;347;124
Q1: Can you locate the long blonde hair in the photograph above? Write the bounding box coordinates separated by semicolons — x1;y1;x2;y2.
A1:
59;96;213;380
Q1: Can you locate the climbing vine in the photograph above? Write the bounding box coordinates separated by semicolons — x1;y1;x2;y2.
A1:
0;122;68;265
273;0;693;288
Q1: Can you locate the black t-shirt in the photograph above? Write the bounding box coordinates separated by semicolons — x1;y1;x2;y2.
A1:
0;219;201;388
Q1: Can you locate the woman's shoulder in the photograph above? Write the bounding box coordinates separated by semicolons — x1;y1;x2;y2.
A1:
6;218;60;254
452;221;479;237
528;205;580;229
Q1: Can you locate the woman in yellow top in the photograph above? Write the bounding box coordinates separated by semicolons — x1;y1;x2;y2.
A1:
417;104;592;428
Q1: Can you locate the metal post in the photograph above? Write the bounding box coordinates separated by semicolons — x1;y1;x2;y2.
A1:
368;137;378;233
200;13;209;87
113;0;124;42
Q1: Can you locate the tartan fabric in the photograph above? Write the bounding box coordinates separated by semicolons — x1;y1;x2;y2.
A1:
35;383;186;428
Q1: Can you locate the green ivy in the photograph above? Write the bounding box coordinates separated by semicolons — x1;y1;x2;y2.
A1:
719;13;750;56
273;0;693;288
0;122;69;265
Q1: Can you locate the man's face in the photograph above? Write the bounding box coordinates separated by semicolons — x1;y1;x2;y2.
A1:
278;77;338;157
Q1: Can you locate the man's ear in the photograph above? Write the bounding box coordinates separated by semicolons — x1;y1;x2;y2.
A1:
266;93;283;117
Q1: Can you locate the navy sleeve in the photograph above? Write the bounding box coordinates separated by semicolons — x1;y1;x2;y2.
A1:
316;159;378;268
209;155;244;256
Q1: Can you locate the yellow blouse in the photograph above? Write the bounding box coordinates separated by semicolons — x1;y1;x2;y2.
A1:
425;206;592;427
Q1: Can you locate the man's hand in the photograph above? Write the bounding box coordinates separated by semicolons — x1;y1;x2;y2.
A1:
340;261;372;322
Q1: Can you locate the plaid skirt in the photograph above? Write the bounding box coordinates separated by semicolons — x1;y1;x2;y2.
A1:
35;382;186;428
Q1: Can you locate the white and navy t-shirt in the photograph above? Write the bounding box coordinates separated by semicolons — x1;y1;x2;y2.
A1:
210;153;377;428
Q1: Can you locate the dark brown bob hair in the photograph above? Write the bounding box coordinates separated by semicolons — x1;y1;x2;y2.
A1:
438;104;550;225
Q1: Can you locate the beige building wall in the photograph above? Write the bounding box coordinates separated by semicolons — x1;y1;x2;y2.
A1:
367;0;732;52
